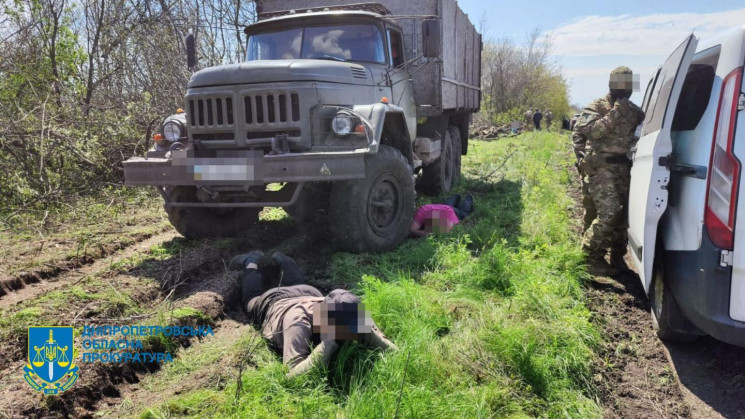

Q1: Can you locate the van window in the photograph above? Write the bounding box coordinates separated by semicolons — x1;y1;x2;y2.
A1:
642;69;660;115
641;37;696;136
671;45;721;131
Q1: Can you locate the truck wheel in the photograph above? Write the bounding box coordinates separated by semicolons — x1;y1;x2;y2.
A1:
448;126;462;188
163;186;260;239
329;146;415;252
650;260;698;343
420;127;457;195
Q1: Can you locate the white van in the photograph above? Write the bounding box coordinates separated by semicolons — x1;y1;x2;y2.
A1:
629;27;745;346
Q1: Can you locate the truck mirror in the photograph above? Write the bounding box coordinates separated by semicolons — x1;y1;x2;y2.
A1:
186;34;196;70
422;20;441;58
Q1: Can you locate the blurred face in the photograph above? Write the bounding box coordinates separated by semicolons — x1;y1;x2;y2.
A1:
609;73;640;99
312;302;373;341
425;211;454;234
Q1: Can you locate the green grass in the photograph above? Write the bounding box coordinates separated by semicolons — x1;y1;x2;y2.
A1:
137;131;602;418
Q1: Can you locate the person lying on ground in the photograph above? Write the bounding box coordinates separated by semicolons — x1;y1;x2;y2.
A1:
231;251;397;378
409;194;474;237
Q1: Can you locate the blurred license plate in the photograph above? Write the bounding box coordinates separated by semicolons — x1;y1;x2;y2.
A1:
192;163;254;181
172;150;263;182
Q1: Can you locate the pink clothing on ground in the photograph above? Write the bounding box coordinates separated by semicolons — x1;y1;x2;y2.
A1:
413;204;460;226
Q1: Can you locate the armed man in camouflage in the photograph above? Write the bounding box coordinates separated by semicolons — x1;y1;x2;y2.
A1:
572;66;645;276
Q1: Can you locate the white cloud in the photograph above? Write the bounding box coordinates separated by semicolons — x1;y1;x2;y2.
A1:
552;9;745;57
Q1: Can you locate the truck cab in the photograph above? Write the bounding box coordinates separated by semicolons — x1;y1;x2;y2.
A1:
628;26;745;346
123;1;481;253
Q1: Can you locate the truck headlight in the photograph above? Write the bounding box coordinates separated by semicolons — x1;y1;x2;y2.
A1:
163;121;183;142
331;115;352;136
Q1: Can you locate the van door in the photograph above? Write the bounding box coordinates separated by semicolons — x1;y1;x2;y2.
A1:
628;34;698;292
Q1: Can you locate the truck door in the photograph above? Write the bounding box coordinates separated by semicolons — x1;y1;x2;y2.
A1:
387;28;417;142
628;34;698;292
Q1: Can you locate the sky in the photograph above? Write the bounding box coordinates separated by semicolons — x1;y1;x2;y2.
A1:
456;0;745;108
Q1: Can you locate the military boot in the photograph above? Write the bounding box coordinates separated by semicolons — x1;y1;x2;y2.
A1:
584;252;620;277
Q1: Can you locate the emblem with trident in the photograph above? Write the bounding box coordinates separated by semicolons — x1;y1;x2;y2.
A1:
32;329;70;381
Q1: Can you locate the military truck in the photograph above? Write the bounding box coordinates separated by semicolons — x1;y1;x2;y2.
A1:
123;0;482;252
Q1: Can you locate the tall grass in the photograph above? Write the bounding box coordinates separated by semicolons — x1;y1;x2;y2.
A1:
142;131;601;418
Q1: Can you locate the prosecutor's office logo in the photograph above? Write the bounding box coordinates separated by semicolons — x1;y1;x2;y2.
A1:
24;327;79;394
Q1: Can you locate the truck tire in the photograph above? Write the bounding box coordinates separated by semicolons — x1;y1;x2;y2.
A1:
163;186;260;239
448;126;462;188
650;259;698;343
420;126;458;195
329;146;415;253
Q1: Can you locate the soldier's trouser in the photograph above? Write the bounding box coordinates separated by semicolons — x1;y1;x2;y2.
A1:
581;177;596;233
582;164;630;255
610;164;631;255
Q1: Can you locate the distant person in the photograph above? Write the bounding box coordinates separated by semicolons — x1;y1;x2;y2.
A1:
524;109;533;131
232;251;397;377
545;110;553;131
573;66;645;276
533;109;543;130
562;116;570;130
410;194;474;237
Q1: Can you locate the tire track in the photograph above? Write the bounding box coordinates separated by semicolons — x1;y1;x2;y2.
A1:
0;229;178;309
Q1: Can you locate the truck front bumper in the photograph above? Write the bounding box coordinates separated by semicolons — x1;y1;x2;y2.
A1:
123;149;366;187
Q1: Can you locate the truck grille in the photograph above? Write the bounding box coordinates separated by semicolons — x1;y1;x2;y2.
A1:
188;96;234;128
243;93;300;125
187;89;307;149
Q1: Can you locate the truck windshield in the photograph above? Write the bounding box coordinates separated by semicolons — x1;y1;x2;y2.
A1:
246;24;385;64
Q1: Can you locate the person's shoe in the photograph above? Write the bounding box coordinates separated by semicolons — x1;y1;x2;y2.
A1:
585;254;620;277
228;250;264;270
462;193;475;212
271;251;304;285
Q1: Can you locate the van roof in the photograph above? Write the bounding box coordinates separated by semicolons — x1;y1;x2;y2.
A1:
696;25;745;53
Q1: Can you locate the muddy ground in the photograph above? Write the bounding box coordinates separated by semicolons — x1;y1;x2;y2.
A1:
1;164;744;417
567;169;745;418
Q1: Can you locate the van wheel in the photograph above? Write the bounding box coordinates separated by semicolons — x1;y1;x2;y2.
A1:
329;146;415;253
650;260;698;342
164;186;260;239
420;127;457;196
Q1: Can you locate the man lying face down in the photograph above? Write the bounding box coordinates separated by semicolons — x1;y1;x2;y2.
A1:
231;251;397;377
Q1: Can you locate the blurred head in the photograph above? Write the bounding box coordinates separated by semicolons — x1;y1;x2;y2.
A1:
425;210;454;234
609;66;639;100
313;290;373;341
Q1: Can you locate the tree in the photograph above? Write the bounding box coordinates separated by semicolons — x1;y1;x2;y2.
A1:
480;28;570;125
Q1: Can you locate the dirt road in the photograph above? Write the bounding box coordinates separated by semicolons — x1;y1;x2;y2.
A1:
568;171;745;418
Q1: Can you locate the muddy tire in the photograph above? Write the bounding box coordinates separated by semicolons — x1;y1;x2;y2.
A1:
449;126;462;188
650;260;698;343
420;126;458;196
329;146;415;253
164;186;260;239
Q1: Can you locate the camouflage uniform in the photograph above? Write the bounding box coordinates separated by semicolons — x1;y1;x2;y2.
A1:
573;67;645;272
524;109;533;131
545;110;553;131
